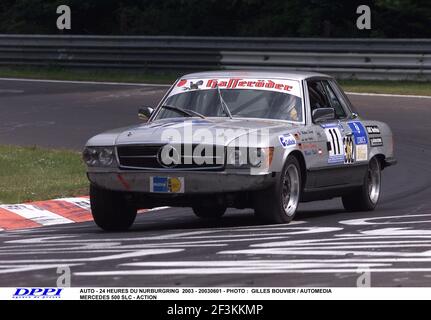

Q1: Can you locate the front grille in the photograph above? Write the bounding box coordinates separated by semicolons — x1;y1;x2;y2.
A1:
117;144;225;170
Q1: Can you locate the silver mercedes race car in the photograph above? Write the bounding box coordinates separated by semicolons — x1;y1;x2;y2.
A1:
83;71;396;231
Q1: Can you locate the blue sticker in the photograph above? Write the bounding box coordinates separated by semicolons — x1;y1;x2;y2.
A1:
152;177;168;192
328;155;345;164
348;121;368;145
191;119;212;125
304;150;313;156
279;134;296;148
320;123;338;128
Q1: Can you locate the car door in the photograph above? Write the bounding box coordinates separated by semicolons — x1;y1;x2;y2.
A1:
325;80;370;186
304;79;345;188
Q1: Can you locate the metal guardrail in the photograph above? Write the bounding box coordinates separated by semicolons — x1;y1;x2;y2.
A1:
0;35;430;80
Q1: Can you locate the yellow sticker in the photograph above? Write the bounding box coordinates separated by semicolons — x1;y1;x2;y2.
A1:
356;144;368;162
344;136;354;164
169;177;182;193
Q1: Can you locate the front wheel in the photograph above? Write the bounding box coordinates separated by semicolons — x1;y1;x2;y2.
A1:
254;156;301;224
342;156;381;212
90;184;137;231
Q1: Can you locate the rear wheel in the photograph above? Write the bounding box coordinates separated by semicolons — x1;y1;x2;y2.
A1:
90;184;137;231
254;156;301;224
342;157;381;212
192;205;226;219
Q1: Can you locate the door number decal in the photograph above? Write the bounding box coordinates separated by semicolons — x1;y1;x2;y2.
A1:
324;127;345;164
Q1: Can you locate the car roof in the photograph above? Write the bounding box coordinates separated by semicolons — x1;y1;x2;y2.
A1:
181;70;331;81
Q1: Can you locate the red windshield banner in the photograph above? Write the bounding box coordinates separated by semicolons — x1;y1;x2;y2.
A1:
170;78;301;97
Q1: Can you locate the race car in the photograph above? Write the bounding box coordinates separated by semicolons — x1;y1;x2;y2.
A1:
83;71;396;231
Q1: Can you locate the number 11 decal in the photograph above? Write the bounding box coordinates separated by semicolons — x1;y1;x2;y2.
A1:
323;125;345;164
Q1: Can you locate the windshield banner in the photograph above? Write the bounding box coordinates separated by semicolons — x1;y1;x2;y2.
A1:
169;78;302;98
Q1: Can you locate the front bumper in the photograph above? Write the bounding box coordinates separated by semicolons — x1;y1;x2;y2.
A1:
87;170;275;194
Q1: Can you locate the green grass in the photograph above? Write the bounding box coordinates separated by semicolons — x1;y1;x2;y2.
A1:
338;80;431;96
0;66;430;96
0;145;88;204
0;66;178;84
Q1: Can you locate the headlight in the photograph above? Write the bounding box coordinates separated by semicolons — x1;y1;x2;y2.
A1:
98;148;114;166
226;147;273;168
248;148;262;167
83;147;115;167
227;147;246;167
83;147;98;166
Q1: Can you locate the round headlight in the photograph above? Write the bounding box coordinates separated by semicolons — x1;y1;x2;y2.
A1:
248;148;262;167
98;148;114;166
83;148;98;166
227;148;247;166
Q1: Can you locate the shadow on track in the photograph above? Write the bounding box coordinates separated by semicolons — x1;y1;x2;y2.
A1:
127;207;348;233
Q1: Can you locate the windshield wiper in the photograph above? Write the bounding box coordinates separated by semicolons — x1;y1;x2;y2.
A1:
216;85;233;119
161;105;206;119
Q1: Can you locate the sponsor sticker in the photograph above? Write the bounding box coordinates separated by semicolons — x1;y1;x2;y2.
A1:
348;121;368;145
324;127;345;164
150;177;184;193
370;137;383;147
170;78;301;97
279;134;296;148
320;123;338;129
304;150;313;156
344;136;355;164
366;125;381;135
356;144;368;161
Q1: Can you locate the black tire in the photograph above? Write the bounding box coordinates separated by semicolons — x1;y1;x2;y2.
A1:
342;157;381;212
192;206;226;219
90;184;137;231
254;155;302;224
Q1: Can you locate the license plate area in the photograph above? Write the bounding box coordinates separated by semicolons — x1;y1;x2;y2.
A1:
150;176;184;193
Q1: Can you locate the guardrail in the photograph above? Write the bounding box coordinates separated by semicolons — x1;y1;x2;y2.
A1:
0;35;430;80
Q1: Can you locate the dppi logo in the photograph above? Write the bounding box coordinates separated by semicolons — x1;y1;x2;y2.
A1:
13;288;63;299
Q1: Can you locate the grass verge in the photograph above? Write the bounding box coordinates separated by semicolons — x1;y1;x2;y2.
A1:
0;145;87;204
338;80;431;96
0;66;178;84
0;66;430;96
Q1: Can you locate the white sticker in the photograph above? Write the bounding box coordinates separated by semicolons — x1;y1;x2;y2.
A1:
170;78;301;98
279;134;296;148
150;177;184;193
324;127;344;164
356;144;368;161
370;137;383;147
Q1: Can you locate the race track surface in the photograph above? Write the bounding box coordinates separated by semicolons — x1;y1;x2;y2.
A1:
0;79;430;287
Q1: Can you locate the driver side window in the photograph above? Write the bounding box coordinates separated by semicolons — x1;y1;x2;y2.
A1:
307;80;331;112
322;81;347;119
307;80;347;119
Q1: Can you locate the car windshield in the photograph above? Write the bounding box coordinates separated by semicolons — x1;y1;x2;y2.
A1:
156;79;303;122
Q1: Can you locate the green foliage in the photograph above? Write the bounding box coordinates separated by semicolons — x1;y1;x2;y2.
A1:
0;0;429;37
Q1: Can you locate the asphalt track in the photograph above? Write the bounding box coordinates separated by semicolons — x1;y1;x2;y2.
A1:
0;79;430;287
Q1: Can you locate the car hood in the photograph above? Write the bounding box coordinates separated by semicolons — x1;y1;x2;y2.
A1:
86;117;300;146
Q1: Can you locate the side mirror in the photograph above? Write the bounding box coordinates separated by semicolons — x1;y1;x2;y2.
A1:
138;106;154;122
312;108;335;123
